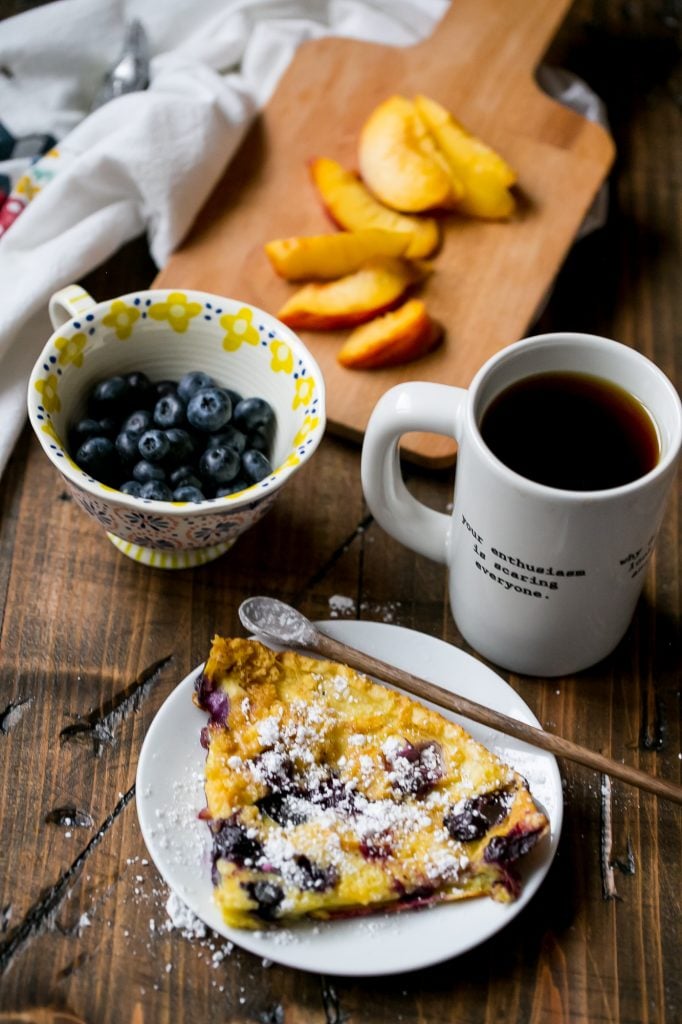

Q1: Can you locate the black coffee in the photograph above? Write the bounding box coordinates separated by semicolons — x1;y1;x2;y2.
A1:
480;371;660;490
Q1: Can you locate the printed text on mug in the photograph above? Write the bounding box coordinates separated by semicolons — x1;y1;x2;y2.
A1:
460;513;586;600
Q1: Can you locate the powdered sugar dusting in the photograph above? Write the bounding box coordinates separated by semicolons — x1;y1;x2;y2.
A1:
329;595;356;617
328;596;402;623
146;772;208;867
256;715;281;746
166;890;207;939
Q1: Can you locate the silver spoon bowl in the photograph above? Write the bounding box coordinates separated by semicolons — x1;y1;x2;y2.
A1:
239;595;319;648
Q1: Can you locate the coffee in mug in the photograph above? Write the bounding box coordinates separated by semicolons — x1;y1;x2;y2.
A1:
361;333;681;676
480;371;660;491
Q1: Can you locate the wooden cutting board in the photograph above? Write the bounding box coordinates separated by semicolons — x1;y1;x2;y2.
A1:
154;0;614;467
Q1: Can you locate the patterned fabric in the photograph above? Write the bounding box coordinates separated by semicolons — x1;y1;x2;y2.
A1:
0;128;59;238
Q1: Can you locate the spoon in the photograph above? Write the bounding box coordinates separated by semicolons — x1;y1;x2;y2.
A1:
239;596;682;806
91;20;150;112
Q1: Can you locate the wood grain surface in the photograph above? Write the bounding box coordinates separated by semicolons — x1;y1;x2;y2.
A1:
0;2;680;1023
154;0;614;466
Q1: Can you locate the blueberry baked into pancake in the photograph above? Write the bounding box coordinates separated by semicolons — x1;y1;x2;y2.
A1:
194;636;549;929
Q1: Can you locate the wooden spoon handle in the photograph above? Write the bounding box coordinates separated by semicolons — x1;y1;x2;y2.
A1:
313;633;682;806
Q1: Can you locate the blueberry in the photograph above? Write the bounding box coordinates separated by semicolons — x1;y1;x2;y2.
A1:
359;834;394;861
177;371;215;403
173;484;205;502
308;773;356;812
194;670;218;708
399;885;436;905
246;881;284;921
70;372;278;507
69;418;102;450
139;480;173;501
138;429;170;463
132;460;166;483
444;791;510;843
484;828;543;865
203;686;230;726
212;819;263;868
187;386;232;433
75;436;120;486
241;449;272;483
390;740;443;798
153;392;186;430
199;445;241;484
115;429;142;463
252;752;295;792
120;480;144;497
163;428;195;467
209;424;246;455
232;396;275;434
256;792;308;828
88;376;129;418
225;388;243;409
125;371;154;409
294;855;338;893
246;427;271;454
97;416;119;439
122;409;153;439
216;478;248;497
169;465;201;489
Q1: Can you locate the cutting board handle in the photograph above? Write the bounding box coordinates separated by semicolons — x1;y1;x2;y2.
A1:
413;0;573;82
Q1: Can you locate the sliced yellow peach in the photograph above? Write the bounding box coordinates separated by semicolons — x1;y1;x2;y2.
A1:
451;170;516;220
414;94;516;219
264;229;412;281
358;95;460;213
415;95;516;185
309;157;440;260
337;298;442;369
276;257;425;330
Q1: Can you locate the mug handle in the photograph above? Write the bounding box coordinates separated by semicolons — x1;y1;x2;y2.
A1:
361;382;467;565
49;285;98;329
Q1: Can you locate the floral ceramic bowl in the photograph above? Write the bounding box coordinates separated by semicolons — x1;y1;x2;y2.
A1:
27;284;325;569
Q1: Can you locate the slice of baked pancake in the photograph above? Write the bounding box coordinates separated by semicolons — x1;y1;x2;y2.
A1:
194;636;549;929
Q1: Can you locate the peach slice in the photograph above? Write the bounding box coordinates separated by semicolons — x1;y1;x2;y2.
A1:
309;157;440;260
337;299;442;369
277;257;425;330
264;229;412;281
414;94;517;219
358;95;460;213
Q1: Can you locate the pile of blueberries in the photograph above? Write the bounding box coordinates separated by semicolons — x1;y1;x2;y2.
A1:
69;370;276;502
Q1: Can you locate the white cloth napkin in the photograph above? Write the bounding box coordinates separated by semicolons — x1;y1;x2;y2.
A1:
0;0;606;480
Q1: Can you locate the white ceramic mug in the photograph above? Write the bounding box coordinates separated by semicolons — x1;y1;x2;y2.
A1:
361;333;681;676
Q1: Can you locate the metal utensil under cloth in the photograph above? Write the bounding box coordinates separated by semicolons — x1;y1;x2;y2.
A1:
90;19;150;111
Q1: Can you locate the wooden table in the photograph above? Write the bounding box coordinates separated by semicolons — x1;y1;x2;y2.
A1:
0;2;680;1021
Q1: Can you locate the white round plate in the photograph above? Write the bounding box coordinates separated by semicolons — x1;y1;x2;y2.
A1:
136;621;563;976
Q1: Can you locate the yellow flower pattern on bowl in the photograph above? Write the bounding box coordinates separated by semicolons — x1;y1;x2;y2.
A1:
55;332;87;367
220;307;260;351
148;291;203;333
270;339;294;374
293;376;315;409
34;373;61;413
102;300;141;340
